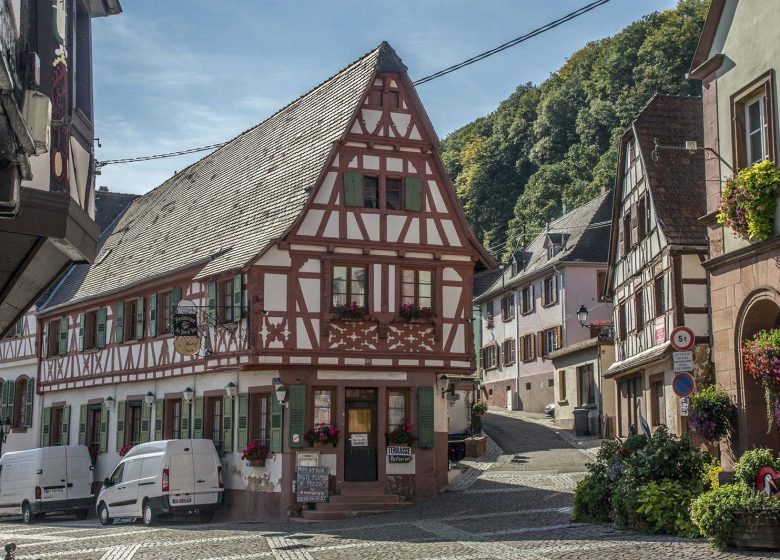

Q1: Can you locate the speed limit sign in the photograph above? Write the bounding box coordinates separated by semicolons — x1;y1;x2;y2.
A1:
670;326;695;351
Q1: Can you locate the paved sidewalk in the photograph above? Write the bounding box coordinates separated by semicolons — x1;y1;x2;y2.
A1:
486;407;603;460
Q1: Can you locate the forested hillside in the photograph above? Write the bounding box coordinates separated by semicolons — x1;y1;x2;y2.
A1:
442;0;708;258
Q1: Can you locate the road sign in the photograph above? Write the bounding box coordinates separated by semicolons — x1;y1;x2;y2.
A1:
673;351;694;372
680;397;689;417
672;372;696;398
670;326;695;351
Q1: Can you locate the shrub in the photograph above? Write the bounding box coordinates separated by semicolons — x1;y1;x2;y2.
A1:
572;471;612;523
716;160;780;241
636;480;702;537
472;401;488;415
626;426;711;485
611;475;643;528
692;483;780;549
688;386;736;442
733;448;780;489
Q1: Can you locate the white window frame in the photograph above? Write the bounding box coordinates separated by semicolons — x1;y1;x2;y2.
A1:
745;94;769;165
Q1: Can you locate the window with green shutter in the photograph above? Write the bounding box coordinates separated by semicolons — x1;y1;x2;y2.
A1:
96;308;107;348
77;313;85;351
114;302;124;343
99;404;108;454
149;294;158;337
417;386;434;448
181;398;191;438
42;321;49;358
222;396;233;454
237;394;249;452
233;274;242;322
58;317;68;354
270;392;283;453
134;297;145;339
404;177;423;212
116;401;126;451
344;172;363;207
288;385;306;449
24;378;33;428
78;404;88;445
61;405;71;445
192;397;204;439
42;407;51;447
153;400;164;441
207;283;216;325
140;401;151;443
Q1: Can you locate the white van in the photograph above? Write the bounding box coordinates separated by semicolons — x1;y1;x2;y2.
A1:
0;446;94;524
97;439;223;526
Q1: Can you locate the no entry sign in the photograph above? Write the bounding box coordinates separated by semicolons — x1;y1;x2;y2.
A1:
672;372;696;398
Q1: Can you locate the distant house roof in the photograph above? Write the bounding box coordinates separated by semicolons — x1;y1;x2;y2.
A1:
631;95;707;247
50;42;492;309
474;190;613;303
40;189;138;310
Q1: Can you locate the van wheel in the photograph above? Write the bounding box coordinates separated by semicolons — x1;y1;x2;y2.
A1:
199;510;215;523
21;503;33;524
75;509;89;521
142;501;157;527
98;503;113;526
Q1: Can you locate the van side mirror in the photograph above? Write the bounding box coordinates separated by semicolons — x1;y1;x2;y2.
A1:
104;477;111;487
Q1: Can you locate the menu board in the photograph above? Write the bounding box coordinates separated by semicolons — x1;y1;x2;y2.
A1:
296;465;329;503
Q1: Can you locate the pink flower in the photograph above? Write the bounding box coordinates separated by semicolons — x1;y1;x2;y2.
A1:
329;427;335;436
319;432;327;441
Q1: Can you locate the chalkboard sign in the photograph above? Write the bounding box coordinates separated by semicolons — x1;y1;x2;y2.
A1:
387;445;412;463
296;465;329;503
173;313;198;337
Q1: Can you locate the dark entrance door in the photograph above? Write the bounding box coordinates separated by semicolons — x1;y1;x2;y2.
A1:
344;388;378;482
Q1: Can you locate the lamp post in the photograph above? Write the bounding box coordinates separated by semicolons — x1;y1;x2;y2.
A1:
577;305;614;339
0;416;11;458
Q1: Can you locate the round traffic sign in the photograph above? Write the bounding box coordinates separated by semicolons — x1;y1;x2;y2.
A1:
670;326;695;351
672;372;696;398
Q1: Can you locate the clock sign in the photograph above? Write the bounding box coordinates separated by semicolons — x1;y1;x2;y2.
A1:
670;326;695;351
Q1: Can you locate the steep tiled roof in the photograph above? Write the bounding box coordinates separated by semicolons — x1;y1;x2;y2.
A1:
475;190;613;303
68;43;395;303
40;190;138;309
632;95;707;246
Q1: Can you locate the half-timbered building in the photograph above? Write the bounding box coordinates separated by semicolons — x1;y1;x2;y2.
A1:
603;95;710;438
35;42;494;520
474;191;613;419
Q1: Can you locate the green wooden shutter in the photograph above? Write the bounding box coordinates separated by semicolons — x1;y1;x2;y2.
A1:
417;386;434;448
181;399;191;438
78;404;87;445
42;321;49;358
3;380;14;425
233;275;242;321
96;307;107;348
207;283;216;324
140;401;151;443
222;396;233;453
154;399;164;441
114;302;124;343
288;385;306;449
192;397;203;439
172;287;182;312
77;313;85;351
237;394;248;452
13;319;21;337
270;392;282;453
99;405;108;453
24;378;34;428
0;381;9;423
404;177;423;211
116;401;126;451
135;297;144;339
61;405;71;445
343;172;363;207
58;317;68;354
42;407;51;447
149;294;158;337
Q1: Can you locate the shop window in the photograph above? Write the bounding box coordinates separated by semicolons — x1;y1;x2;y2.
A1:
250;393;271;448
164;399;182;439
332;265;367;310
204;396;223;453
387;389;408;432
313;389;333;425
577;364;595;406
401;269;433;310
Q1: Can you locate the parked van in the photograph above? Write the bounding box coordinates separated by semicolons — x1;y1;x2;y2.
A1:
97;439;223;526
0;446;94;524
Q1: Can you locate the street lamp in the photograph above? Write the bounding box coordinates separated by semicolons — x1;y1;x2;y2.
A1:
144;391;155;407
0;416;11;457
182;387;194;403
104;396;115;411
225;382;238;398
577;305;589;326
576;304;614;338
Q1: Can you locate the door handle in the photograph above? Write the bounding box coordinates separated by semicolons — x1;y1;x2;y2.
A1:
67;483;73;488
60;479;66;482
196;479;206;483
118;486;126;490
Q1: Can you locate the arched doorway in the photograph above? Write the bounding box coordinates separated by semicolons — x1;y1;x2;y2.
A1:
736;290;780;453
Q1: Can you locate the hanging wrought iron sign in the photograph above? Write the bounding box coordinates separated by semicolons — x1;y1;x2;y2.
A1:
174;299;201;356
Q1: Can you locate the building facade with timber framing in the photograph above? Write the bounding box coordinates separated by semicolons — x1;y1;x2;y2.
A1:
28;42;494;520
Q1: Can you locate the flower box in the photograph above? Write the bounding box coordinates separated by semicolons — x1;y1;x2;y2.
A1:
729;515;780;550
313;441;336;448
717;161;779;242
306;423;340;447
246;459;266;467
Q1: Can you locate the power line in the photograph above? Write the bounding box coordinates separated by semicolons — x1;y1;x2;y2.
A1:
412;0;611;86
95;0;611;169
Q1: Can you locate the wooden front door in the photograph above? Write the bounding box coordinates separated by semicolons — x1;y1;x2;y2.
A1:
344;388;378;482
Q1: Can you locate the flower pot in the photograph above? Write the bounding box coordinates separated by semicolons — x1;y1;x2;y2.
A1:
313;441;336;448
246;459;266;467
729;515;780;550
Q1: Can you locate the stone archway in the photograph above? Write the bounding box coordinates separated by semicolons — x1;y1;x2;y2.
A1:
735;289;780;453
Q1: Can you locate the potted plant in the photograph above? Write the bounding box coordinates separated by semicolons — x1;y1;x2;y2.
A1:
305;423;339;447
742;329;780;429
386;422;416;446
472;401;488;416
399;303;433;322
332;302;367;320
688;385;736;443
717;161;780;242
241;440;270;467
118;442;133;458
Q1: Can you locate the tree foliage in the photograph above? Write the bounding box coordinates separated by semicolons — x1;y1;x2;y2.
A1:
441;0;709;258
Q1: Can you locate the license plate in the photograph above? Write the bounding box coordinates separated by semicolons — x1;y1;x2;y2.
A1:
43;488;64;496
170;496;192;505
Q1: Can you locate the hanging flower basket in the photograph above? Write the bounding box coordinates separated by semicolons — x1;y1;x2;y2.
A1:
306;423;340;446
241;440;270;466
472;402;488;416
717;161;780;242
743;328;780;430
386;422;416;446
688;385;735;442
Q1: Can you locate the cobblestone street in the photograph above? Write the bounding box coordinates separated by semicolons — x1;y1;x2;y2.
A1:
1;412;778;560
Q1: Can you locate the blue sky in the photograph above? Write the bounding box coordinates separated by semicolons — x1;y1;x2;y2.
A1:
93;0;677;195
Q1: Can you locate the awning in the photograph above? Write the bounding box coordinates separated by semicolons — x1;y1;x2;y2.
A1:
604;342;671;379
